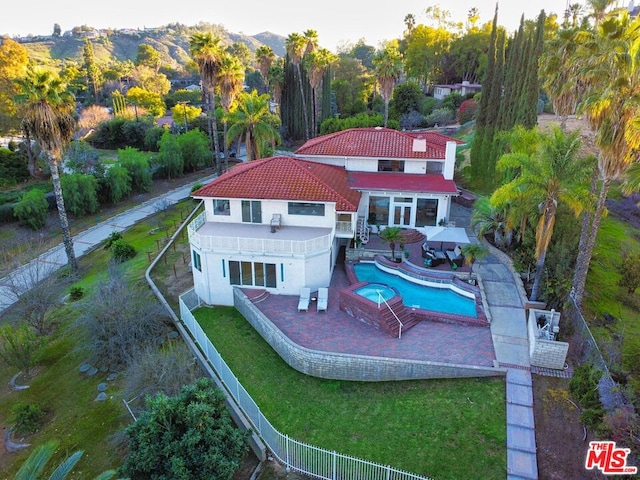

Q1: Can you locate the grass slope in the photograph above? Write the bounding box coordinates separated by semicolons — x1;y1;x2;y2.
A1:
196;307;506;480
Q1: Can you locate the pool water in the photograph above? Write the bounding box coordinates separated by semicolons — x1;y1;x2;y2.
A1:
353;263;477;317
354;283;396;304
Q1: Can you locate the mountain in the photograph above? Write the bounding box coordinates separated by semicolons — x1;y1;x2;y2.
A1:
12;24;286;69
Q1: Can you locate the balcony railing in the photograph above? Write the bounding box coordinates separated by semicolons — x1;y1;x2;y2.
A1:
188;212;332;256
335;220;353;236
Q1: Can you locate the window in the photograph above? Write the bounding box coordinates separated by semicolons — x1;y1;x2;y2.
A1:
288;202;325;216
368;196;390;225
416;198;438;227
229;261;276;287
378;159;404;172
214;199;230;215
192;251;201;271
426;161;443;174
241;200;262;223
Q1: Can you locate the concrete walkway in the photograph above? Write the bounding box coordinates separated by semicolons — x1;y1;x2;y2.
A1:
0;172;216;314
476;250;537;479
452;203;538;480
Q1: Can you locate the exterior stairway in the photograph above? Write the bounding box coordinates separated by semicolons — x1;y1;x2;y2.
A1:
399;228;425;244
378;298;420;337
357;216;369;245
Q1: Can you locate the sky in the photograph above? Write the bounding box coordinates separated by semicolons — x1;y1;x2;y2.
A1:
2;0;588;52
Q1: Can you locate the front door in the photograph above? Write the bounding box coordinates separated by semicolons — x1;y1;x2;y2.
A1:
393;199;413;227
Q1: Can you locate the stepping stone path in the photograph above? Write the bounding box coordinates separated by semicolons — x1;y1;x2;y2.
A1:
87;367;98;377
168;330;179;339
97;383;108;392
95;392;108;401
107;373;118;381
79;363;91;373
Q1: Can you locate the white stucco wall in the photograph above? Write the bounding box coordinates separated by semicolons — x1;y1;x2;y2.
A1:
192;247;332;307
203;198;337;230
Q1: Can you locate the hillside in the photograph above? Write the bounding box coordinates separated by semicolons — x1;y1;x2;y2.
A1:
13;24;286;68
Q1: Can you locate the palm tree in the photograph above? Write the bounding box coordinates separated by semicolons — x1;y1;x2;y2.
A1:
189;32;225;175
255;45;275;85
268;58;285;112
226;90;281;161
15;67;78;272
372;45;403;127
586;0;617;25
461;243;488;277
492;125;593;301
285;32;310;140
303;29;319;55
540;27;582;130
571;11;640;305
471;196;509;248
379;226;404;261
304;48;337;136
15;440;116;479
217;53;245;171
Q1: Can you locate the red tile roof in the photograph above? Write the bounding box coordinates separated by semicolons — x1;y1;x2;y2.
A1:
192;156;361;211
295;127;462;159
348;172;458;194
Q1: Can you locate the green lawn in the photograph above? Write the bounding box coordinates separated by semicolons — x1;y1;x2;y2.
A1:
195;307;506;480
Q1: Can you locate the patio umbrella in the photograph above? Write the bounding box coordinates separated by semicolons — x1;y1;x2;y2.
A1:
427;226;470;251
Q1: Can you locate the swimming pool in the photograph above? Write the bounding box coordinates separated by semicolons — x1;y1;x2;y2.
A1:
353;262;477;317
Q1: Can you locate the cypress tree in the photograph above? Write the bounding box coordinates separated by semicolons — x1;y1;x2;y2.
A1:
280;56;313;141
520;11;546;128
470;4;500;185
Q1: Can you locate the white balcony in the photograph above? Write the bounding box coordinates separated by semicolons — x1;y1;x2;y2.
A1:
188;212;333;256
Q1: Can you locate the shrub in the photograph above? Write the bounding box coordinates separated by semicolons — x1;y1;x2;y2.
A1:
61;173;99;216
105;165;132;204
77;267;168;367
110;239;136;263
570;363;606;429
619;250;640;294
103;230;123;250
119;147;152;192
154;131;183;179
0;148;29;187
425;108;454;127
11;402;45;435
69;286;84;301
63;140;101;174
178;129;209;172
0;203;16;224
457;99;478;124
14;189;48;230
121;378;248;480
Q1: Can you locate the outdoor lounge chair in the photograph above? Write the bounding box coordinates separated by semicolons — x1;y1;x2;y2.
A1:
421;243;445;267
270;213;282;232
297;287;311;312
445;245;465;268
317;287;328;312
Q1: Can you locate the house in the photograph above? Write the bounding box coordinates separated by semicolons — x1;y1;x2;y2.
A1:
189;127;462;306
432;80;481;100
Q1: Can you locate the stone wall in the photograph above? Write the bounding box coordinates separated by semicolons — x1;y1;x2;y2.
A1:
234;288;504;381
527;312;569;370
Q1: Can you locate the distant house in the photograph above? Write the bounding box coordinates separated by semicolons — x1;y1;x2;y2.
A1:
433;81;481;100
629;0;640;17
188;127;463;306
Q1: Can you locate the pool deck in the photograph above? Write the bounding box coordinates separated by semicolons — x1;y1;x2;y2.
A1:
245;261;497;368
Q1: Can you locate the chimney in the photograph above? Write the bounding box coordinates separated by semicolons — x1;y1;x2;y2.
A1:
412;138;427;152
